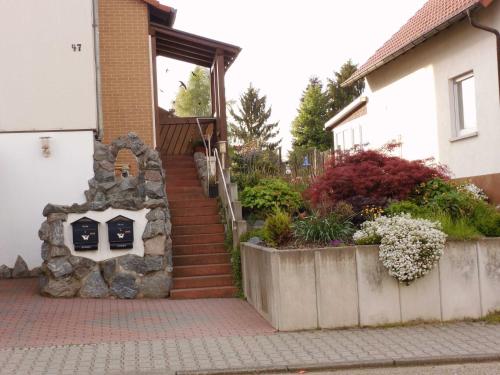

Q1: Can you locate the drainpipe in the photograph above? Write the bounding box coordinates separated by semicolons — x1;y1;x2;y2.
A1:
92;0;104;140
467;9;500;102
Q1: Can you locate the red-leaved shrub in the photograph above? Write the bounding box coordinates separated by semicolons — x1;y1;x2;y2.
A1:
307;149;449;212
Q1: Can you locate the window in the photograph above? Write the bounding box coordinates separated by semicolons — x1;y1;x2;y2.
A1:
452;72;477;137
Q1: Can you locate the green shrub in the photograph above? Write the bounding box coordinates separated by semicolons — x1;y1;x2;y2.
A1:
435;214;482;241
293;212;355;245
387;200;481;241
241;179;302;217
430;190;477;219
386;200;428;217
413;178;455;204
471;201;500;237
263;210;292;247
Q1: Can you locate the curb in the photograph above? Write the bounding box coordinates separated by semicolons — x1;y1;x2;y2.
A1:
175;353;500;374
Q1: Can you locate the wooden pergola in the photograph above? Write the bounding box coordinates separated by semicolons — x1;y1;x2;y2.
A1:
149;20;241;149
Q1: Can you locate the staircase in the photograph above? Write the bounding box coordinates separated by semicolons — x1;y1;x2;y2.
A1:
162;154;237;299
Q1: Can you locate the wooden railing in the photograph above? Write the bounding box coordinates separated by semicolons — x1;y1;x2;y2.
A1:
156;117;215;155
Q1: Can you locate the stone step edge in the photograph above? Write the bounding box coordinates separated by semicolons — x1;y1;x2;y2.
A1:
175;353;500;375
173;252;229;259
170;285;237;293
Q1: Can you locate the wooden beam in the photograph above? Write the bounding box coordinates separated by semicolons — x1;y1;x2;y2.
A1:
156;36;216;56
155;48;212;67
215;52;227;143
210;68;216;118
156;41;214;60
151;23;241;55
151;35;160;149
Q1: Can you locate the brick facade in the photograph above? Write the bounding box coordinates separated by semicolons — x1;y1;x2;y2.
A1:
99;0;154;173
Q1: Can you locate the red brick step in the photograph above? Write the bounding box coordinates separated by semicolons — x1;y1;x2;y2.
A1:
170;207;219;217
172;233;225;246
173;274;233;289
172;215;221;225
173;243;226;256
173;264;232;278
169;199;217;209
173;252;230;266
173;223;224;235
170;286;237;299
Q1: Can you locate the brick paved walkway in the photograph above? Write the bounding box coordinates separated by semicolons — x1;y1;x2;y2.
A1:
2;280;500;375
0;279;274;348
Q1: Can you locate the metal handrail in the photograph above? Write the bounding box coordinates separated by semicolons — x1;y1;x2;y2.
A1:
213;148;236;223
195;118;211;193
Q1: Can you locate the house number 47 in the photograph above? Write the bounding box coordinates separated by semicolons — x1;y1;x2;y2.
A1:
72;44;82;52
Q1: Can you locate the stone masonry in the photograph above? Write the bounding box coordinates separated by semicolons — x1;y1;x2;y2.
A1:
38;133;173;299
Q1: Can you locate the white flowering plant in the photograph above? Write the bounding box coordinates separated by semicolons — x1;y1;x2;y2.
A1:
457;182;488;201
354;214;447;284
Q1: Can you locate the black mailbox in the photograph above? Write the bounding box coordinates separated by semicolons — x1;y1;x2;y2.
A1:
71;217;99;251
107;215;134;249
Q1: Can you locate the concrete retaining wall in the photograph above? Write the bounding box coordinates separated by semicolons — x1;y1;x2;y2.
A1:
241;239;500;331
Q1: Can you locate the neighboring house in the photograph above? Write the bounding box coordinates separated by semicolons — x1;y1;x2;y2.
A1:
0;0;239;269
326;0;500;203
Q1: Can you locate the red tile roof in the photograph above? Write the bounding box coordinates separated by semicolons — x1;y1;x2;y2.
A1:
344;0;494;86
142;0;174;14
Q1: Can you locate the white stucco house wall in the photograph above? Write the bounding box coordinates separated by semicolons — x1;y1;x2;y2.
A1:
0;1;98;268
326;0;500;203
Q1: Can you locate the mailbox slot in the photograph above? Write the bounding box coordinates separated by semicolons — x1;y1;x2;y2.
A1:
71;217;99;251
107;215;134;249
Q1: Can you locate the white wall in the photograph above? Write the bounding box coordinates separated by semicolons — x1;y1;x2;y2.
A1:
64;209;147;262
0;131;94;268
359;2;500;178
0;0;97;132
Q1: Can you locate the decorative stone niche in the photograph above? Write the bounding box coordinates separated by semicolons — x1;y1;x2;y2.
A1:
38;133;173;299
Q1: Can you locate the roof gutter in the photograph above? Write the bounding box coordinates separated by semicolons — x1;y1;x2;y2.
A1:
325;96;368;131
342;2;490;88
467;8;500;102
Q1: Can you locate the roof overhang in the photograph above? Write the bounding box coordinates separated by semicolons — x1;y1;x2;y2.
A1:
342;0;494;87
325;96;368;131
151;23;241;70
144;0;176;27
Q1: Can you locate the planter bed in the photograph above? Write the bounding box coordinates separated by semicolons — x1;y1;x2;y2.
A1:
241;238;500;331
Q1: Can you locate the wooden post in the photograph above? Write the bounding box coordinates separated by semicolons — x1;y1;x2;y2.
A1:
150;33;160;150
210;67;216;118
215;51;227;143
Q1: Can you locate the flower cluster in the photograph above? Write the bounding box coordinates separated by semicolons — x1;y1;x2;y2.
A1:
458;182;488;201
361;205;384;221
354;214;447;284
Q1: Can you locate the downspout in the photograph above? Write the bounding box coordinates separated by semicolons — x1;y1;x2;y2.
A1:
92;0;104;140
467;9;500;102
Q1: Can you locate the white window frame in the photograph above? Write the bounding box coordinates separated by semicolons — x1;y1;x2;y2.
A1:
450;71;478;139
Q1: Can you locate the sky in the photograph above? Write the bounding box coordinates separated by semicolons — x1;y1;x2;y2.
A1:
156;0;428;155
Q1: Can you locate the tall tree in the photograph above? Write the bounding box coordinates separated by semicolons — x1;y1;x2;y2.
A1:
174;66;211;117
229;84;280;149
291;77;331;151
326;59;365;117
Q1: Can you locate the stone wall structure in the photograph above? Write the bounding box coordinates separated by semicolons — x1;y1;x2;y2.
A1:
242;239;500;331
38;133;173;298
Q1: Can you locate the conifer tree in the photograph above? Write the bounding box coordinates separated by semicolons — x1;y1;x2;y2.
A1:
291;77;331;151
229;84;280;149
326;59;365;118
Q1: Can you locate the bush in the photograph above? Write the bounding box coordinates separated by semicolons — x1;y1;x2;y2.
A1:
263;210;292;247
241;179;302;217
354;214;447;284
471;201;500;237
436;214;482;241
307;149;448;212
294;212;355;245
387;200;482;241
